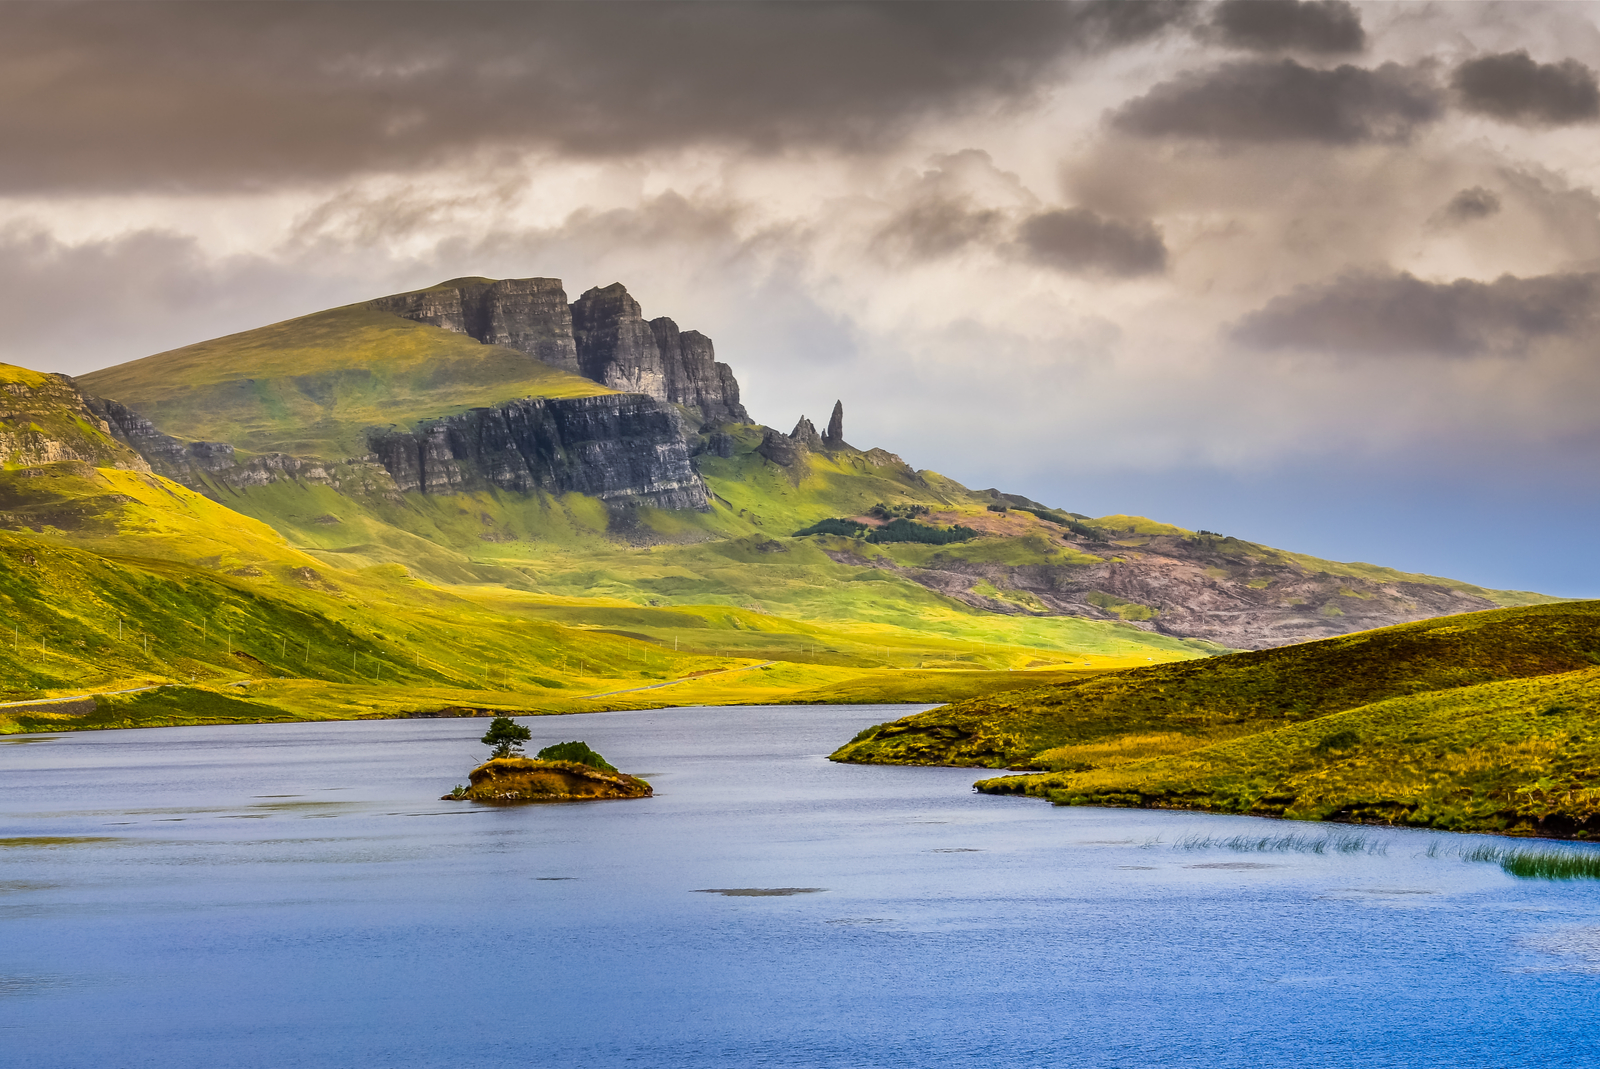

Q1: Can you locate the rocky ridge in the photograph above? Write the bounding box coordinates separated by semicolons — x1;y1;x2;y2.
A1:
375;277;748;426
820;507;1505;651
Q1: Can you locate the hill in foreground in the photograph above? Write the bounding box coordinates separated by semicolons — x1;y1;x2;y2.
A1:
832;602;1600;837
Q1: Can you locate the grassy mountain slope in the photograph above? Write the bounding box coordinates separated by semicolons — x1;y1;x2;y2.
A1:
77;302;610;457
831;602;1600;836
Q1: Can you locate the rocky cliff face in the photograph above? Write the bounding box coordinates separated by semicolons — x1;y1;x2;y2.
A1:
1;375;150;472
648;317;747;424
88;393;398;497
367;393;707;511
374;277;749;427
571;283;667;399
369;277;581;374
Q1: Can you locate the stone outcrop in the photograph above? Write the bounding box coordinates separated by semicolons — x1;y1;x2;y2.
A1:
571;283;667;398
0;375;150;472
373;276;750;426
369;277;580;373
648;317;748;424
367;393;708;510
757;426;808;469
824;400;846;449
756;407;858;473
447;757;652;803
85;394;397;498
789;416;825;452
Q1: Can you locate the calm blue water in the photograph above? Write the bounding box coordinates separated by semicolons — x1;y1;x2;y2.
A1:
1;704;1598;1068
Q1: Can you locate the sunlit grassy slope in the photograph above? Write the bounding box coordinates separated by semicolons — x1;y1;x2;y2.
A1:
831;602;1600;837
76;303;611;457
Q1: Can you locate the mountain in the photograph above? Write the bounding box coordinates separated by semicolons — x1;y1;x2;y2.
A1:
75;275;1550;649
0;273;1561;732
832;601;1600;837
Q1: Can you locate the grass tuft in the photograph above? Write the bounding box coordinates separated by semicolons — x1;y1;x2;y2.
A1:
1453;841;1600;880
1176;832;1386;856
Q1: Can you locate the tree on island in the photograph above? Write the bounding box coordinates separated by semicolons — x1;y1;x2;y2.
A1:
482;716;532;759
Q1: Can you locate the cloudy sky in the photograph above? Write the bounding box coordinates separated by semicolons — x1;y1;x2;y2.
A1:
4;0;1600;594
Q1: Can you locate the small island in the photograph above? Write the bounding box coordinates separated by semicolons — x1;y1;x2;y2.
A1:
443;719;652;803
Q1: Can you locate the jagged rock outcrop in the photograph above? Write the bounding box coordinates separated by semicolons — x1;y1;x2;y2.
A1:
757;426;808;469
649;317;748;424
756;408;864;474
370;277;580;373
571;283;667;399
0;374;150;472
789;416;825;452
571;284;749;425
367;394;708;511
824;400;846;449
374;276;749;427
85;395;226;476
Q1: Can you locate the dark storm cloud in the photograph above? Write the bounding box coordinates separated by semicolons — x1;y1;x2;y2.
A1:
1110;59;1442;143
1439;186;1502;225
1016;209;1167;276
1231;271;1600;357
873;198;1006;260
1208;0;1365;55
0;0;1191;194
1452;51;1600;126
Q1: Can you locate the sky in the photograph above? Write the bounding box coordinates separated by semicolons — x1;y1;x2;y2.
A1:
3;0;1599;595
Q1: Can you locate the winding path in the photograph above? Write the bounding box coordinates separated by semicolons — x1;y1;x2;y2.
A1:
581;662;777;700
0;684;165;709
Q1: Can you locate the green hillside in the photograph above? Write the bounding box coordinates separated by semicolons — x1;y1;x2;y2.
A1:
832;602;1600;837
77;303;611;458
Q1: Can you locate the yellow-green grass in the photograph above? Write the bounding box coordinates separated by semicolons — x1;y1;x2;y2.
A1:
831;601;1600;770
197;453;1208;667
0;462;321;572
77;304;611;458
976;667;1600;838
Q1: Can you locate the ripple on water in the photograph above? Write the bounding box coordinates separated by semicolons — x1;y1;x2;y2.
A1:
694;888;827;897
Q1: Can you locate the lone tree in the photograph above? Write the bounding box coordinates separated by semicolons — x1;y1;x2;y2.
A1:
481;716;532;759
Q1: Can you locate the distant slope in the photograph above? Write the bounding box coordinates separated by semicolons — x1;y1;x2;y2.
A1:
77;303;611;458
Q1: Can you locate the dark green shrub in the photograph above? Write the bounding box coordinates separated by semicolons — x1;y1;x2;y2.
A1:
866;518;979;545
793;517;869;538
1312;729;1362;754
537;740;617;771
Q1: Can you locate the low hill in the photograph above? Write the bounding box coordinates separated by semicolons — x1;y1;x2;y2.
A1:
831;602;1600;837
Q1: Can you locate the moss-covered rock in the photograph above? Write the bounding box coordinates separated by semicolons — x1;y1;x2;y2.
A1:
446;757;651;803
